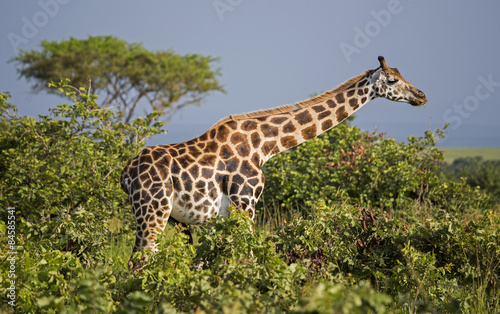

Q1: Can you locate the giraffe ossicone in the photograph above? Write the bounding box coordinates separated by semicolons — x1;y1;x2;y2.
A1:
121;56;427;270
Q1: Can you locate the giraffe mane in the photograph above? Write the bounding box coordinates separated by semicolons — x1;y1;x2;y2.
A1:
210;70;371;129
295;70;371;108
211;104;299;128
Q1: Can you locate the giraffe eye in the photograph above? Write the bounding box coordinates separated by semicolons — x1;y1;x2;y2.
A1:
387;78;398;85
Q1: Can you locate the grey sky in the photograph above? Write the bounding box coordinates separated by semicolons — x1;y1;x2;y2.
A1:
2;1;500;147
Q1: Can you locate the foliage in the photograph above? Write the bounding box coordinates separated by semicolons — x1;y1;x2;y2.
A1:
11;35;225;123
276;204;500;313
1;86;499;312
0;82;164;266
441;157;500;203
260;123;493;215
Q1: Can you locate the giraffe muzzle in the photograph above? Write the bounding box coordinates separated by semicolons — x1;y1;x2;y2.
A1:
410;88;427;107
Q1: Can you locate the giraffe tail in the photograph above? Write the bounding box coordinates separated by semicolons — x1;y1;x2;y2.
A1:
120;162;133;195
122;177;131;194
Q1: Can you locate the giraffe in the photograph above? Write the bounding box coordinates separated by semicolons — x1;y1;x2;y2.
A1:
121;56;427;270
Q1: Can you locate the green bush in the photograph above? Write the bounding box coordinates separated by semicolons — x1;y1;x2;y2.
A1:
442;157;500;203
261;123;492;215
275;203;500;313
0;81;164;266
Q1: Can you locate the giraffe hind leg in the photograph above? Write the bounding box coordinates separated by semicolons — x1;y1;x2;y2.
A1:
128;188;173;271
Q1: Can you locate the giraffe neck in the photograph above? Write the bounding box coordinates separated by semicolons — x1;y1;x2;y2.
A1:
197;70;378;168
254;70;377;164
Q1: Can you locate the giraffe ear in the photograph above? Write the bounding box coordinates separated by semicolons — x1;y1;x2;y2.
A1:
378;56;388;69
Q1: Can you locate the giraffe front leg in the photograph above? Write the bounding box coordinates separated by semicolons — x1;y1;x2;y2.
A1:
227;175;265;230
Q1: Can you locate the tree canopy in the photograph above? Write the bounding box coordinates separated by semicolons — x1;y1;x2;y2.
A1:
11;35;225;123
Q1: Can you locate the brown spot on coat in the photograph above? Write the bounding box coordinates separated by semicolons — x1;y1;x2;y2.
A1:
270;116;288;124
216;125;230;142
241;120;258;131
188;164;199;178
335;93;345;104
231;174;245;185
248;178;259;186
311;105;326;113
205;141;219;153
326;99;337;109
201;168;213;179
262;140;278;156
282;121;296;133
198;154;216;167
195;180;206;192
172;175;182;190
138;163;150;174
336;106;348;122
294;111;313;125
181;191;191;203
318;111;332;120
240;160;259;177
261;124;279;137
193;191;204;203
181;172;192;191
198;132;208;142
151;149;164;161
302;125;317;140
322;119;333;131
230;132;246;144
255;186;263;198
251;132;261;148
176;154;195;169
251;152;261;168
236;141;251;157
209;129;217;139
220;144;234;159
168;148;178;158
281;136;298;148
349;98;359;110
170;159;181;174
226;120;238;130
240;185;253;198
226;157;240;172
188;145;202;158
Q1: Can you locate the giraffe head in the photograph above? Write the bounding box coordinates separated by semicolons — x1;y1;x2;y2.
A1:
371;56;427;106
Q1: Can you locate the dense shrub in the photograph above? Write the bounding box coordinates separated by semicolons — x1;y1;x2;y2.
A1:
260;123;492;214
276;204;500;313
0;81;164;266
442;157;500;203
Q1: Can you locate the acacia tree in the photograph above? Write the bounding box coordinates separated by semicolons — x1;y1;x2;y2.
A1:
11;35;225;123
